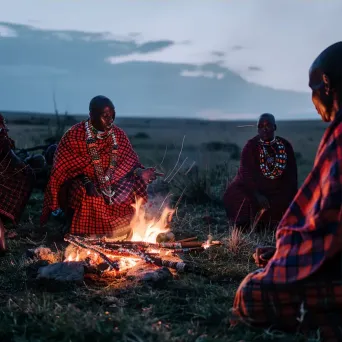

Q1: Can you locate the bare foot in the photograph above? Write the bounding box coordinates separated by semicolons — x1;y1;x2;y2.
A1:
0;219;6;255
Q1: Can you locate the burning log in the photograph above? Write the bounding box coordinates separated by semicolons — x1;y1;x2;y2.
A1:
147;256;206;275
101;240;218;249
65;234;221;250
64;233;219;277
65;235;120;271
176;236;198;242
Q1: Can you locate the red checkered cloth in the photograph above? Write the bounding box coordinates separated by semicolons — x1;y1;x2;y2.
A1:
230;112;342;340
40;121;147;235
0;131;35;224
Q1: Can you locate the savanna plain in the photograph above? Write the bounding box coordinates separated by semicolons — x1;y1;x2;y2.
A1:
0;112;327;342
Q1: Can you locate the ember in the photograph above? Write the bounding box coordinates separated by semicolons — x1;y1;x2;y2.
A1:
64;198;221;276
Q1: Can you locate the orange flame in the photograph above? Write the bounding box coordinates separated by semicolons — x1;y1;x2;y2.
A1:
129;197;174;243
64;197;175;271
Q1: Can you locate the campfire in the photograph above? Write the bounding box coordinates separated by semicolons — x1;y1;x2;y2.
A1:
62;198;221;277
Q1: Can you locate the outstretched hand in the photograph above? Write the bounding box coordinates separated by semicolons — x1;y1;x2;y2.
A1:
139;167;164;184
253;246;276;268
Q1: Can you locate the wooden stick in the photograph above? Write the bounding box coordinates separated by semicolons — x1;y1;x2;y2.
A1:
170;247;204;254
64;235;120;270
176;236;198;243
64;235;211;276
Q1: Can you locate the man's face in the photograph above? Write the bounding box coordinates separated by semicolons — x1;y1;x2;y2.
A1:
311;89;333;122
91;106;115;131
258;118;275;141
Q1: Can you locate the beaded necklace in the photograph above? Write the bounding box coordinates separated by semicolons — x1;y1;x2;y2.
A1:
258;137;287;179
85;120;118;205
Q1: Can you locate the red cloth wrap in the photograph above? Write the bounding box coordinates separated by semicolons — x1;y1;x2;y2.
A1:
41;122;147;235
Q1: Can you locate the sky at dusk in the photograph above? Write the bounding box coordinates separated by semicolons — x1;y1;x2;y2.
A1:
0;0;341;120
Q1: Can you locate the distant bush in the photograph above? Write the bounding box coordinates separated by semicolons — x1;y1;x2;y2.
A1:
134;132;150;139
8;115;77;128
45;111;78;144
10;119;33;125
203;141;241;160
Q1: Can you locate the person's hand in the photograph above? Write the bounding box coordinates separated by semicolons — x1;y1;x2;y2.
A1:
139;168;164;184
254;192;270;210
253;246;276;268
85;181;101;197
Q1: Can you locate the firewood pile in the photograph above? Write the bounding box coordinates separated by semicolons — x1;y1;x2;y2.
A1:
64;233;222;276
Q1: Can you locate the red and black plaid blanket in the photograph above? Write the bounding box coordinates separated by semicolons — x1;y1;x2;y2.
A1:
230;112;342;341
41;121;147;235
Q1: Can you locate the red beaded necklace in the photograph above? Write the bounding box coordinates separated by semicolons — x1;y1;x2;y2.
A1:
258;137;287;179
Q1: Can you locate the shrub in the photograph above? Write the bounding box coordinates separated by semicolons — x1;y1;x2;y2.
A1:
169;162;234;205
134;132;150;139
202;141;241;160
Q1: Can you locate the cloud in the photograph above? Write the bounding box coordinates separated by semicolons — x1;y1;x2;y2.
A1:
0;21;312;119
136;40;175;54
81;32;135;43
231;45;244;51
212;51;225;57
1;0;342;95
180;69;224;80
248;66;262;72
106;43;221;66
0;24;17;37
53;32;73;41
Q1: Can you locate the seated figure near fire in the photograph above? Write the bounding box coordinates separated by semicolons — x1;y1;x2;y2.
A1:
230;42;342;341
40;95;161;237
0;114;35;254
223;113;298;229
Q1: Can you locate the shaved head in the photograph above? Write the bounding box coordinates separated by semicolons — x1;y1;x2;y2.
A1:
258;113;275;126
309;42;342;92
309;42;342;122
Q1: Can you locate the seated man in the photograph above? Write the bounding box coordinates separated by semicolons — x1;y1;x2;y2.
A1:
223;113;298;229
230;42;342;341
41;95;162;237
0;114;35;254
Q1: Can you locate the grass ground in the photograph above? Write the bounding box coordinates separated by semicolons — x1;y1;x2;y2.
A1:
0;192;314;342
0;114;327;341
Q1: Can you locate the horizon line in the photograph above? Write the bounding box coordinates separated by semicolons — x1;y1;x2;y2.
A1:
1;109;321;122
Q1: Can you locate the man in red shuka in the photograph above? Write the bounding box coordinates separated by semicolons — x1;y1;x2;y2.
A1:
41;95;162;237
0;114;35;254
230;42;342;341
224;113;298;230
